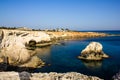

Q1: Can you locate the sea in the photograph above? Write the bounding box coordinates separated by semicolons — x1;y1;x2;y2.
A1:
34;30;120;80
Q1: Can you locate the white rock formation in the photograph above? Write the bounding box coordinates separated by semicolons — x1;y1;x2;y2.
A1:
81;42;103;53
0;30;29;64
0;29;51;67
78;42;109;60
0;29;51;44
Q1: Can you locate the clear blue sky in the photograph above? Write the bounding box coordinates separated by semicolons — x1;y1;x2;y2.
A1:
0;0;120;30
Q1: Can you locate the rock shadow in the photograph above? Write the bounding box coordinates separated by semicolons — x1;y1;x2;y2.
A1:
0;62;36;72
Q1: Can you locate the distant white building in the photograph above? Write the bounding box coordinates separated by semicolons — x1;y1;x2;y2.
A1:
17;27;32;31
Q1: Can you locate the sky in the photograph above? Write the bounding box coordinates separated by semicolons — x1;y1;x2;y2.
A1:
0;0;120;30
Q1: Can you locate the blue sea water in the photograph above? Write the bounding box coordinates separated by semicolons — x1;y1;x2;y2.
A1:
35;31;120;80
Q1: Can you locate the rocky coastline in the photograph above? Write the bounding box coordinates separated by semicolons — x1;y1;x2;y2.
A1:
0;29;108;67
0;29;109;80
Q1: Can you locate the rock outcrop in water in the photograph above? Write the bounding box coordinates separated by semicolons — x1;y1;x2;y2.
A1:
78;42;109;60
0;71;102;80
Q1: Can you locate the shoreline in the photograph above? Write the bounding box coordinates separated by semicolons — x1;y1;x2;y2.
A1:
0;29;109;47
0;29;109;41
0;29;113;80
0;29;110;68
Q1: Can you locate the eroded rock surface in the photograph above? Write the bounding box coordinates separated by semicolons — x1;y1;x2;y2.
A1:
78;42;109;60
0;29;50;68
0;71;102;80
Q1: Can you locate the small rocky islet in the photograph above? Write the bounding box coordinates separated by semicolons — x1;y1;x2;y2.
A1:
0;28;116;80
78;42;109;60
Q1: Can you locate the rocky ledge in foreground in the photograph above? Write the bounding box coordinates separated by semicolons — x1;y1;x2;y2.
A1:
78;42;109;60
0;71;102;80
112;71;120;80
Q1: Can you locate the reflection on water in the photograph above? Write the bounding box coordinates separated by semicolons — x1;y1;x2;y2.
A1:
35;46;51;55
81;60;102;69
0;45;50;71
35;46;51;64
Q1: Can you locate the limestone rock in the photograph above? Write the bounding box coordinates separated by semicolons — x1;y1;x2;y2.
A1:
0;72;102;80
0;72;20;80
78;42;109;60
19;56;45;68
0;33;32;65
0;29;50;67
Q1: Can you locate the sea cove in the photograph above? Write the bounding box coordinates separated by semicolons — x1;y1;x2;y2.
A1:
0;29;120;80
0;29;110;80
34;31;120;80
0;0;120;79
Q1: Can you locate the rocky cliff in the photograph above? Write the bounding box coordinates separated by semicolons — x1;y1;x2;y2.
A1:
0;29;51;68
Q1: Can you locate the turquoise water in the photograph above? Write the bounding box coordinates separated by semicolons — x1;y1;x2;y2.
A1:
35;31;120;80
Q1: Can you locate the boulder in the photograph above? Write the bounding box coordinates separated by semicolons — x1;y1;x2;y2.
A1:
78;42;109;60
19;56;45;68
19;71;31;80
